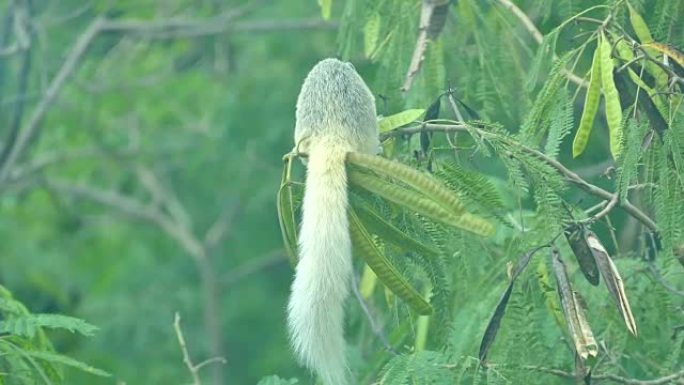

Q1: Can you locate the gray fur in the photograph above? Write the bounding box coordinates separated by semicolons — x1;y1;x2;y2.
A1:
295;58;379;154
287;58;379;385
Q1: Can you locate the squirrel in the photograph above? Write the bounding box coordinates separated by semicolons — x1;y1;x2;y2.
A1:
287;58;379;385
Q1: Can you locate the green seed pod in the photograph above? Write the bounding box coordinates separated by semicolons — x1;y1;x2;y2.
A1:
347;152;465;216
599;33;623;159
348;208;432;315
348;169;494;236
572;44;602;158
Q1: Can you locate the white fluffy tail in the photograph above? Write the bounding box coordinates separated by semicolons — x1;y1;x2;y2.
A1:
287;137;352;385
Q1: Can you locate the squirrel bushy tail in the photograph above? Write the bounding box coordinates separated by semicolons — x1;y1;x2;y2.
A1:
287;136;353;385
287;58;379;385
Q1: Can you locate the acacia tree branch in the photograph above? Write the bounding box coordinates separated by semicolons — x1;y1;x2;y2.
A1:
381;123;658;232
522;365;684;385
579;193;619;225
494;0;589;88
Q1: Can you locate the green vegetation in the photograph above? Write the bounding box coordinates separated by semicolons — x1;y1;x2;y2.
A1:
0;0;682;384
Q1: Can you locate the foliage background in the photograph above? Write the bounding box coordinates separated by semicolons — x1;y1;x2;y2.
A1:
0;0;682;384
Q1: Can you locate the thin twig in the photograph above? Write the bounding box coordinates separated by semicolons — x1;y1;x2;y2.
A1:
494;0;589;88
204;200;241;251
402;0;443;92
579;193;619;224
522;365;684;385
174;312;202;385
381;123;658;232
174;312;227;385
350;272;397;355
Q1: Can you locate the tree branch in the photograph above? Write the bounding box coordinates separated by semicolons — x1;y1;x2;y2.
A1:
494;0;589;88
100;17;336;38
174;312;227;385
381;123;658;232
0;17;105;185
522;365;684;385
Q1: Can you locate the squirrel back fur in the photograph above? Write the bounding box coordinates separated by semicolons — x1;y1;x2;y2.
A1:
287;58;379;385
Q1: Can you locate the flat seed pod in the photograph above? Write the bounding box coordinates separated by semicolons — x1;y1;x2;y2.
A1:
564;225;600;286
348;208;432;315
276;156;300;266
643;42;684;68
347;152;465;216
551;249;599;361
352;200;440;258
348;169;494;236
599;33;623;159
586;233;638;335
627;2;653;44
573;44;602;158
378;109;426;133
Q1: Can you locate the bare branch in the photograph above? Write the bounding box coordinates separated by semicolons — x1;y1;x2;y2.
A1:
136;166;193;229
579;193;619;224
204;200;240;251
174;312;227;385
6;147;114;183
174;312;202;385
100;17;336;39
221;249;286;287
0;17;105;185
402;1;437;92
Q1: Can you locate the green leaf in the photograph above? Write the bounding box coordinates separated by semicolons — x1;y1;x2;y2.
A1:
358;264;378;299
318;0;332;20
378;109;426;133
27;351;110;377
0;314;98;338
349;208;432;315
572;44;602;158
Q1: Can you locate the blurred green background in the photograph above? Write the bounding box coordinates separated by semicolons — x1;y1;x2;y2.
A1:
1;0;682;384
0;0;334;383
